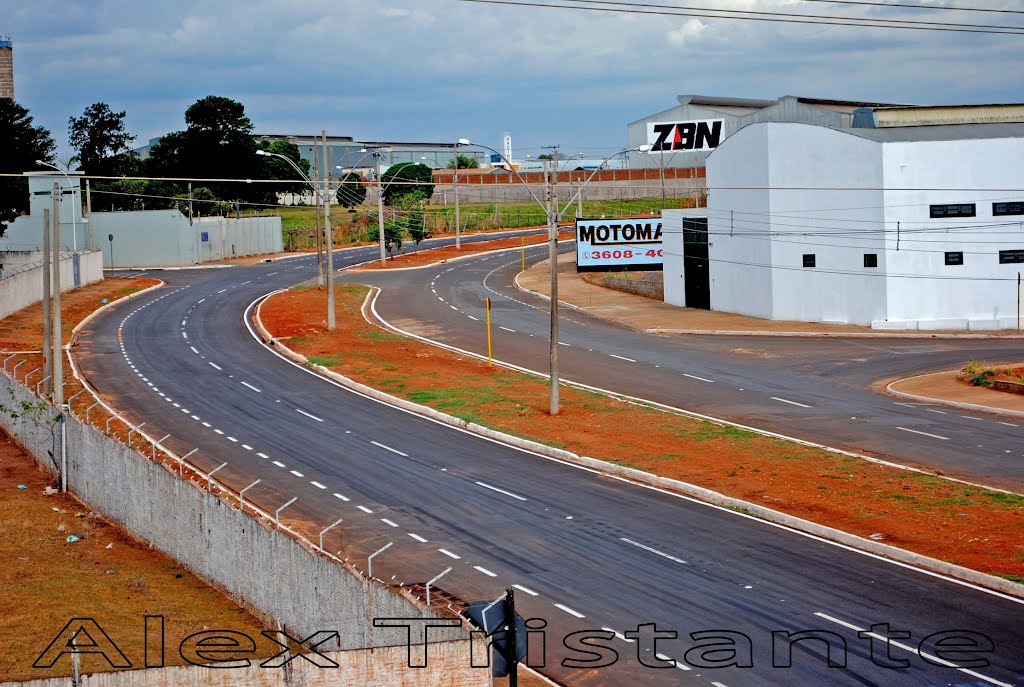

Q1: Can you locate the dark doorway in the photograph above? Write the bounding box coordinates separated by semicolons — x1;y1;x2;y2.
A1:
683;218;710;310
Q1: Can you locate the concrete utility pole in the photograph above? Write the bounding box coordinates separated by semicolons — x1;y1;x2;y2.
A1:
545;156;560;416
312;143;324;287
453;140;461;250
42;208;52;394
51;182;63;406
85;180;94;250
376;154;387;267
322;130;336;331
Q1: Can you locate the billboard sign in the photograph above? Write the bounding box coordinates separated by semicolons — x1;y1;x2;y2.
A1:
576;218;663;272
646;119;724;153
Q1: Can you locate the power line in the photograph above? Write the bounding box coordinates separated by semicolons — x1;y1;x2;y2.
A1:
771;0;1024;16
456;0;1024;34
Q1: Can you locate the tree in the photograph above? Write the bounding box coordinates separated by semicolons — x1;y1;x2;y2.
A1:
145;96;272;207
0;100;56;237
173;187;232;217
381;162;434;206
368;219;404;257
447;154;478;169
396;191;430;245
257;139;310;199
336;172;367;208
68;103;135;177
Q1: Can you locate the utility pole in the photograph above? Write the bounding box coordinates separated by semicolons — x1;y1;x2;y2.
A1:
542;148;561;416
42;208;52;395
187;182;194;225
453;140;461;250
51;182;63;406
376;154;387;267
85;180;93;250
312;142;324;287
322;129;336;331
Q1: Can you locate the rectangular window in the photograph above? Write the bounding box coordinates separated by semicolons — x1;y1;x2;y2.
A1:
930;204;976;219
994;202;1024;217
803;254;816;268
999;250;1024;264
863;253;878;268
945;251;964;266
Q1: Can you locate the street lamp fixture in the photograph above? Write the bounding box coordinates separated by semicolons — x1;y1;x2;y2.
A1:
257;148;337;331
36;160;78;252
460;140;648;415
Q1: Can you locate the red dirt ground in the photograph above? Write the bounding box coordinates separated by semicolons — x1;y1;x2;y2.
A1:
260;284;1024;582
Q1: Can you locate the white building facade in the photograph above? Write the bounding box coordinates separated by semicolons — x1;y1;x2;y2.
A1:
663;122;1024;330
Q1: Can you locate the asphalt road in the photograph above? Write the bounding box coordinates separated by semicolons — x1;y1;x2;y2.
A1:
75;236;1024;687
355;242;1024;492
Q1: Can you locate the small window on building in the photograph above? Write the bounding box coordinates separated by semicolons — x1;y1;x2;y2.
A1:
803;254;816;268
863;253;878;268
999;249;1024;264
930;204;976;219
994;202;1024;217
945;251;964;266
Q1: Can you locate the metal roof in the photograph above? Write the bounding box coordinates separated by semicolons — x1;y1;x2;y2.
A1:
843;122;1024;142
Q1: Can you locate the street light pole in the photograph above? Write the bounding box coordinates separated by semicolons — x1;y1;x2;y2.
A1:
37;161;78;251
322;129;335;331
461;141;649;415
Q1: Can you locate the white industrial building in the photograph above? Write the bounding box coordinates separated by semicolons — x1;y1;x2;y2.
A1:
663;117;1024;330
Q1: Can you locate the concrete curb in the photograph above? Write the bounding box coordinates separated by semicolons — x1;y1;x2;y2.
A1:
254;287;1024;602
349;239;548;274
887;373;1024;420
70;279;167;340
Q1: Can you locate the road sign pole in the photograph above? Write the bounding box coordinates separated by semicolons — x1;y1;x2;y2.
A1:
506;587;518;687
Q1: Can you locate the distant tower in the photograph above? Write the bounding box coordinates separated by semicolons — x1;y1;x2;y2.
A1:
0;37;12;100
502;132;513;162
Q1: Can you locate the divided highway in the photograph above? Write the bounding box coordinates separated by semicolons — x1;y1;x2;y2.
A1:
75;237;1024;686
355;243;1024;492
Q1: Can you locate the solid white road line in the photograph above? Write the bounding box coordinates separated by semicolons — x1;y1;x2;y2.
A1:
370;440;408;457
513;584;538;596
467;315;479;321
771;396;813;409
208;362;222;370
897;426;950;441
438;548;461;559
295;408;324;422
381;518;398;528
499;326;516;333
357;505;373;514
241;381;262;392
960;415;985;421
333;493;350;501
814;612;1009;687
408;533;428;543
620;537;687;565
926;409;948;415
474;566;497;577
553;603;585;619
683;373;715;383
475;481;527;501
609;354;636;362
999;421;1019;427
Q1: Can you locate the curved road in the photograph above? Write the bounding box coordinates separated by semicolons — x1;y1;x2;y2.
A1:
76;238;1024;687
355;242;1024;492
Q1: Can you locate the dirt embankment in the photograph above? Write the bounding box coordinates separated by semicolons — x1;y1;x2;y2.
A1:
352;230;573;270
260;284;1024;583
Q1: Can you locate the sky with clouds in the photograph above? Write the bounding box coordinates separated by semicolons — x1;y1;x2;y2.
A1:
5;0;1024;162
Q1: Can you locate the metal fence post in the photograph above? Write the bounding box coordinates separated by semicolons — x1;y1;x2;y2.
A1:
319;517;344;553
152;433;171;460
275;497;298;530
425;567;452;607
85;401;100;423
105;411;123;433
178;448;198;476
127;421;145;448
207;462;228;492
239;479;261;512
367;542;393;580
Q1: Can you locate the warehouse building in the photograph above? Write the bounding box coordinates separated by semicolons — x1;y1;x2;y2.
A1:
663;112;1024;330
626;94;904;170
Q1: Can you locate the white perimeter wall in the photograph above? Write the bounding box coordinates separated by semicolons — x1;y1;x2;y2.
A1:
881;138;1024;329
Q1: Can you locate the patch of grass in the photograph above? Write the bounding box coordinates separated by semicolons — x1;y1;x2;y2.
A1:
998;574;1024;585
983;491;1024;508
889;494;918;502
357;330;407;343
609;459;652;473
307;355;343;367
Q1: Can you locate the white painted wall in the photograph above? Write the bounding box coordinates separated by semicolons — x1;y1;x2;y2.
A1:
881;137;1024;329
699;123;1024;329
0;250;104;320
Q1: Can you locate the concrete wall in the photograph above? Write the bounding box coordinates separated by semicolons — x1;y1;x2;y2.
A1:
88;212;283;267
0;373;468;659
881;137;1024;329
0;250;104;320
1;640;486;687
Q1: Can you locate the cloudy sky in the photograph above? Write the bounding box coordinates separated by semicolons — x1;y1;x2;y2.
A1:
6;0;1024;162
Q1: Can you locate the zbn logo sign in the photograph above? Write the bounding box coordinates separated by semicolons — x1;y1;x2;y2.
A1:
647;119;724;152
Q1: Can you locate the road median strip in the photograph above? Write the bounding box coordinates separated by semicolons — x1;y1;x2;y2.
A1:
253;283;1024;599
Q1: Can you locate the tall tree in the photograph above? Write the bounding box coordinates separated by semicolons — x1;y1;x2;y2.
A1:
257;139;311;199
447;154;479;169
381;162;434;206
335;172;367;208
0;99;55;237
68;103;136;177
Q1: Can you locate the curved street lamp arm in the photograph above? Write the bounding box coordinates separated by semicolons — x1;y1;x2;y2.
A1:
557;147;645;220
462;143;547;212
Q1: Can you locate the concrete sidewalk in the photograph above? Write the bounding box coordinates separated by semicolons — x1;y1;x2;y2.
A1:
517;254;1024;338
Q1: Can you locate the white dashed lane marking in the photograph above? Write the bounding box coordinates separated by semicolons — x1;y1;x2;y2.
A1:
296;408;324;422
